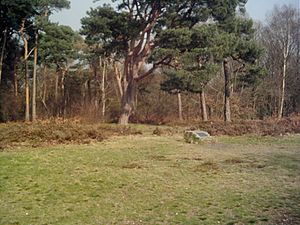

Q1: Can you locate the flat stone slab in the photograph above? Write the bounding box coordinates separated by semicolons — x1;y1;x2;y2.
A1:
184;130;211;143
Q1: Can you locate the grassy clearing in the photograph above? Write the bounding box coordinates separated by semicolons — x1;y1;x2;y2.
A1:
0;130;299;224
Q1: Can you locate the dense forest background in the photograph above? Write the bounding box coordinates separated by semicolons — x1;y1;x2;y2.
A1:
0;0;299;125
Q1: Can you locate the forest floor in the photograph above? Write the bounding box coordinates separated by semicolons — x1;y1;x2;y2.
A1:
0;124;300;224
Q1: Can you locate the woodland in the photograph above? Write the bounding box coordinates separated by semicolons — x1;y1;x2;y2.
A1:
0;0;299;126
1;1;300;224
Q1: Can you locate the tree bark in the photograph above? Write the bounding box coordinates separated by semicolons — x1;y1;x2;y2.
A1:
278;28;291;119
117;6;161;125
82;80;87;106
0;28;8;85
200;90;208;122
22;37;30;121
61;69;66;117
13;59;18;98
101;60;106;120
278;56;287;119
94;85;99;111
32;32;38;121
87;79;92;104
119;78;136;125
42;66;48;113
177;92;183;121
94;58;101;112
114;62;124;103
25;59;30;122
224;58;232;122
54;73;59;116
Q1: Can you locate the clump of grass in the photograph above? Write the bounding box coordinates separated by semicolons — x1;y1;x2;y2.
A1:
224;157;267;170
121;163;143;169
149;155;170;161
182;157;202;161
224;157;245;164
247;162;267;169
194;160;220;172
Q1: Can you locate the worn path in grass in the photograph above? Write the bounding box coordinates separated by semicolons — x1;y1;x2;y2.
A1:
0;131;299;224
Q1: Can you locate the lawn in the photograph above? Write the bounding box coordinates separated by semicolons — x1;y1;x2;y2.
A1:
0;128;299;224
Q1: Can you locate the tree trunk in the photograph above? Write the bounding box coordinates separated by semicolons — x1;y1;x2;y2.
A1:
61;69;66;117
119;78;136;125
200;90;208;122
94;81;100;111
177;92;183;121
278;56;287;119
13;60;18;98
54;73;59;116
117;17;157;125
101;60;106;120
87;79;92;104
223;58;232;122
20;20;31;122
94;58;101;112
42;66;48;113
25;60;30;122
82;80;87;106
114;62;124;102
32;32;38;121
23;41;30;122
135;90;138;112
0;28;8;85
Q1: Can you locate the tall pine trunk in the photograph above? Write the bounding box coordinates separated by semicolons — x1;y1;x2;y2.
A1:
61;69;66;117
25;60;30;122
101;60;106;120
117;12;158;125
119;77;136;125
42;66;48;113
223;58;231;122
114;62;123;103
118;50;138;125
54;73;59;117
0;28;8;85
13;59;18;97
200;90;208;122
32;32;38;121
177;92;183;121
87;79;92;105
20;21;31;122
23;39;30;121
94;80;100;112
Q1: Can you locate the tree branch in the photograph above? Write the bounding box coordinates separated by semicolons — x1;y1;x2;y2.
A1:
135;55;171;82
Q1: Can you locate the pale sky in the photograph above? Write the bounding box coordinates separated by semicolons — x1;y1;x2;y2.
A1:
51;0;300;31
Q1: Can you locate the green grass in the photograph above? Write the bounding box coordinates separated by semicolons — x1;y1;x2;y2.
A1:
0;132;299;224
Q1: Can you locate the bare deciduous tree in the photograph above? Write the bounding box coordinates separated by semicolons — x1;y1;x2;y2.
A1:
263;5;299;119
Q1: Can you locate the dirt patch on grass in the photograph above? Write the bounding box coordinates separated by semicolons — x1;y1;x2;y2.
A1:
224;157;245;164
182;157;203;161
121;163;143;169
224;157;267;169
272;210;300;225
0;119;142;150
194;161;220;173
149;155;171;161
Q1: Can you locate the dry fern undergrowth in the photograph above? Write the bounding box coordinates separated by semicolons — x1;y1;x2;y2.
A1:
0;119;142;150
